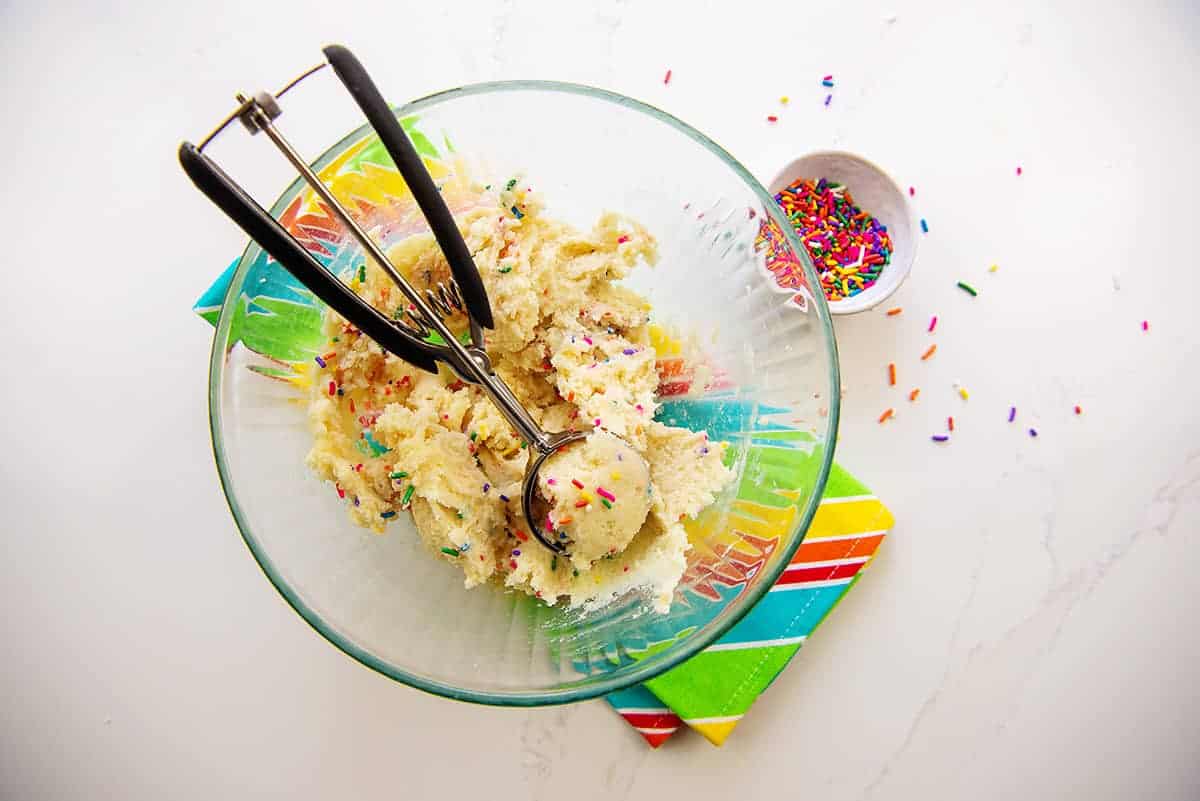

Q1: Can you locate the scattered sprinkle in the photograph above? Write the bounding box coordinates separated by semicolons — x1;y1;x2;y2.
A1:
357;264;367;284
512;549;521;557
558;516;572;526
663;69;672;85
822;79;834;87
888;362;897;386
909;388;920;402
1016;166;1023;176
459;542;470;552
886;307;903;316
1074;405;1082;415
499;494;510;502
440;547;460;557
957;281;978;297
510;205;524;219
617;234;630;244
328;381;336;396
596;487;617;502
380;511;396;519
622;348;636;355
780;95;790;104
928;315;938;332
767;115;779;123
824;94;832;107
545;478;556;486
575;500;588;509
823;74;833;80
958;386;970;401
389;471;408;480
878;408;895;424
600;499;613;510
335;485;345;499
989;264;998;273
401;485;415;506
550;555;557;571
1142;320;1149;331
509;560;518;570
482;483;490;493
498;265;513;274
921;344;937;360
932;434;950;442
314;355;327;368
920;218;929;233
947;416;955;431
908;186;915;197
1028;428;1038;438
1008;406;1016;423
514;530;529;542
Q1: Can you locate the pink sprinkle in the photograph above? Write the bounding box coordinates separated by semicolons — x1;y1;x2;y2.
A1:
594;418;602;426
635;404;644;413
928;315;938;333
1142;320;1149;331
664;69;672;85
583;336;593;345
908;186;915;197
546;478;556;486
617;235;630;244
1016;166;1023;176
596;487;616;502
822;74;833;81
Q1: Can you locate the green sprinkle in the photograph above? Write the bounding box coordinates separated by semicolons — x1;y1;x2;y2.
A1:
331;336;339;342
357;264;366;283
957;281;978;297
600;499;613;509
573;569;580;577
389;471;408;480
505;178;517;191
498;266;513;274
520;440;528;449
456;511;463;519
551;555;558;571
402;485;415;505
440;547;460;557
484;184;492;190
469;431;477;441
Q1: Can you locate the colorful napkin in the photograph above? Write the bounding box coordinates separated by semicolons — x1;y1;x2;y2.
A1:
606;464;891;746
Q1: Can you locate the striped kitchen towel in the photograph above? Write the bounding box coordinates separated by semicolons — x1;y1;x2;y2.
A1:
607;463;891;746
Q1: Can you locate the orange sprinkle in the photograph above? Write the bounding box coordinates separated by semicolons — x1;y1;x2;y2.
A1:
948;416;955;431
878;408;895;423
921;344;937;360
908;388;920;402
888;363;897;386
349;399;356;413
886;307;903;316
558;517;573;526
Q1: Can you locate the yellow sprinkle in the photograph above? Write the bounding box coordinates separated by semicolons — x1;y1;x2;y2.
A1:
611;471;622;481
958;387;970;401
580;491;593;503
780;95;790;104
989;264;998;272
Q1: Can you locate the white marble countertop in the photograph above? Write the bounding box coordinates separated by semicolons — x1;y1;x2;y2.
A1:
4;1;1199;798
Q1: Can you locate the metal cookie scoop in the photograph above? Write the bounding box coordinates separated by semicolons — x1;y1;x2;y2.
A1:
179;45;640;555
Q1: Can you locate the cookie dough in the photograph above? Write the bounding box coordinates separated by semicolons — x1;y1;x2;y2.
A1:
305;179;733;611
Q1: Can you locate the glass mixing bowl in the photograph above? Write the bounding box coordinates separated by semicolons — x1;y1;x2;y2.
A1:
207;81;840;705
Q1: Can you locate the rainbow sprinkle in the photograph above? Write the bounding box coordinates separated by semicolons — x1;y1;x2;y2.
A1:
928;315;938;333
878;408;894;424
920;218;929;233
932;434;950;443
1008;406;1017;422
957;281;978;297
887;307;903;316
771;177;893;302
381;510;396;519
440;547;460;557
921;344;937;361
596;487;616;502
1028;428;1038;437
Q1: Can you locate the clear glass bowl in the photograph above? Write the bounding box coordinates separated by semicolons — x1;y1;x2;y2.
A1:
208;81;840;705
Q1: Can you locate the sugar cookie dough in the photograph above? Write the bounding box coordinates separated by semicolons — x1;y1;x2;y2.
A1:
305;180;733;612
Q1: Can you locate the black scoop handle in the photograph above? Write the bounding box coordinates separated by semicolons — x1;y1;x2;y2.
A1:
179;141;440;374
323;44;494;330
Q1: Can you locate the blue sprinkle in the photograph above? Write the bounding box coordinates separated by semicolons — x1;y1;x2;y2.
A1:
824;94;832;107
482;483;490;493
314;355;326;368
511;205;524;219
353;496;359;506
822;79;834;87
380;510;396;519
499;494;510;502
920;218;929;233
336;388;344;396
622;348;636;355
512;549;521;556
459;542;471;552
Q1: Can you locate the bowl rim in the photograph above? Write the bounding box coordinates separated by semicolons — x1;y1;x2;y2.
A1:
207;79;842;706
767;149;917;315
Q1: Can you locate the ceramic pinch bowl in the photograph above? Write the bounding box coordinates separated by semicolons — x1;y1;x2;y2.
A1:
768;151;917;314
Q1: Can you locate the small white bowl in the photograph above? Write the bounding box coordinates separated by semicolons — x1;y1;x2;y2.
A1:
768;151;917;314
